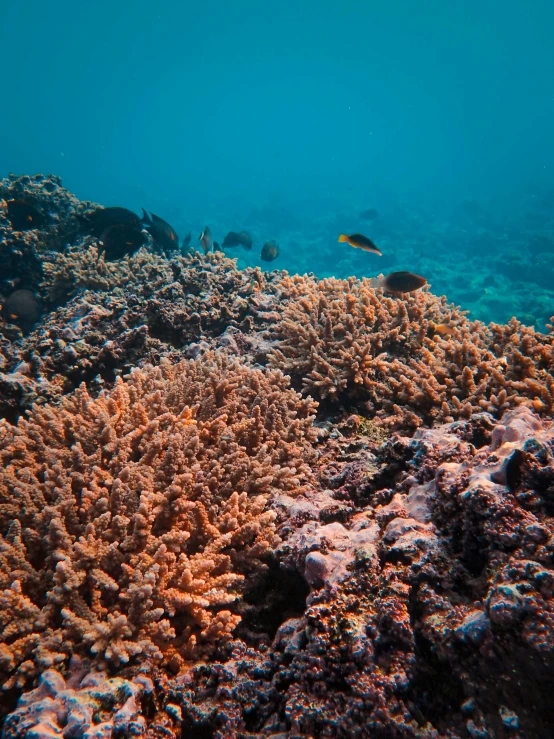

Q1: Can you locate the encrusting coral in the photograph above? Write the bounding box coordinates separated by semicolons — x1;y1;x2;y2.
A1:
268;274;554;430
2;664;154;739
0;352;317;689
0;174;98;298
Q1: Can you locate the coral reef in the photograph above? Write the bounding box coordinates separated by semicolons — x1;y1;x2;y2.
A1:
0;353;316;689
2;176;554;738
39;245;173;305
268;274;554;430
133;407;553;739
3;174;553;437
0;250;281;422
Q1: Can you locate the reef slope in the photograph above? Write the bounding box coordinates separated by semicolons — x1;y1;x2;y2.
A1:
1;175;553;738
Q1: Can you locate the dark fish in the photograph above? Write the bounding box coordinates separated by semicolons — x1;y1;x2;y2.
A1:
200;226;212;254
78;206;141;237
213;241;223;252
222;230;253;250
222;231;243;248
141;210;179;252
369;271;427;293
99;223;147;261
261;240;280;262
360;208;378;221
338;233;382;256
182;231;192;253
6;200;45;231
1;289;40;324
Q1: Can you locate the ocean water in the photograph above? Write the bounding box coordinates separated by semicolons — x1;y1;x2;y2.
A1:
1;0;554;327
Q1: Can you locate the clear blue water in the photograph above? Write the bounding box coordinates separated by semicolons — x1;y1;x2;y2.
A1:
2;0;554;326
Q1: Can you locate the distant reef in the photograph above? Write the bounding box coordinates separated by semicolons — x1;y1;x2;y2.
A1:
0;174;553;738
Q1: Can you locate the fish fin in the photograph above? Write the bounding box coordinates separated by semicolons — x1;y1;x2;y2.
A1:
98;226;111;243
140;208;152;224
338;234;348;242
367;276;384;290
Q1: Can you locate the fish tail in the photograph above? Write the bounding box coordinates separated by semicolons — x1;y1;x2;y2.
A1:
338;234;348;243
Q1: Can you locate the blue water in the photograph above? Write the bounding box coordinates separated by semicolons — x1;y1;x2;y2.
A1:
2;0;554;326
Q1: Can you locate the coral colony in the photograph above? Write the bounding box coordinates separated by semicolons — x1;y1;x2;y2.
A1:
0;174;553;738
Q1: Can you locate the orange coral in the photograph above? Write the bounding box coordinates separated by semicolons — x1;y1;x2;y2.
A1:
269;275;554;430
0;352;317;688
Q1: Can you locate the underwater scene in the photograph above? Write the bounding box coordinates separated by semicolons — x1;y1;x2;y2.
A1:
1;1;554;737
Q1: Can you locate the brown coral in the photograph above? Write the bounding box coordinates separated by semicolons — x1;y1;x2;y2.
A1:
0;174;97;298
0;352;317;688
269;275;554;430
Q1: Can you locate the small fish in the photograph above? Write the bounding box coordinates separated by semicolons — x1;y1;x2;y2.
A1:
200;226;212;254
261;240;279;262
141;210;179;253
78;206;141;237
433;323;456;338
213;241;223;252
222;230;253;250
360;208;378;221
222;231;242;248
338;233;382;256
368;271;427;293
182;231;192;253
1;289;40;324
6;200;45;231
99;223;147;261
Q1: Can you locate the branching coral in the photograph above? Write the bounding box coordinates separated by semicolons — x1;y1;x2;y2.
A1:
40;244;175;303
269;275;554;430
40;245;246;305
0;251;285;422
0;352;317;688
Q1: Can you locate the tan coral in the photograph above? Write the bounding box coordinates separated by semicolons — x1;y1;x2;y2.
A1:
269;275;554;430
40;244;177;302
0;352;317;688
40;245;246;305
